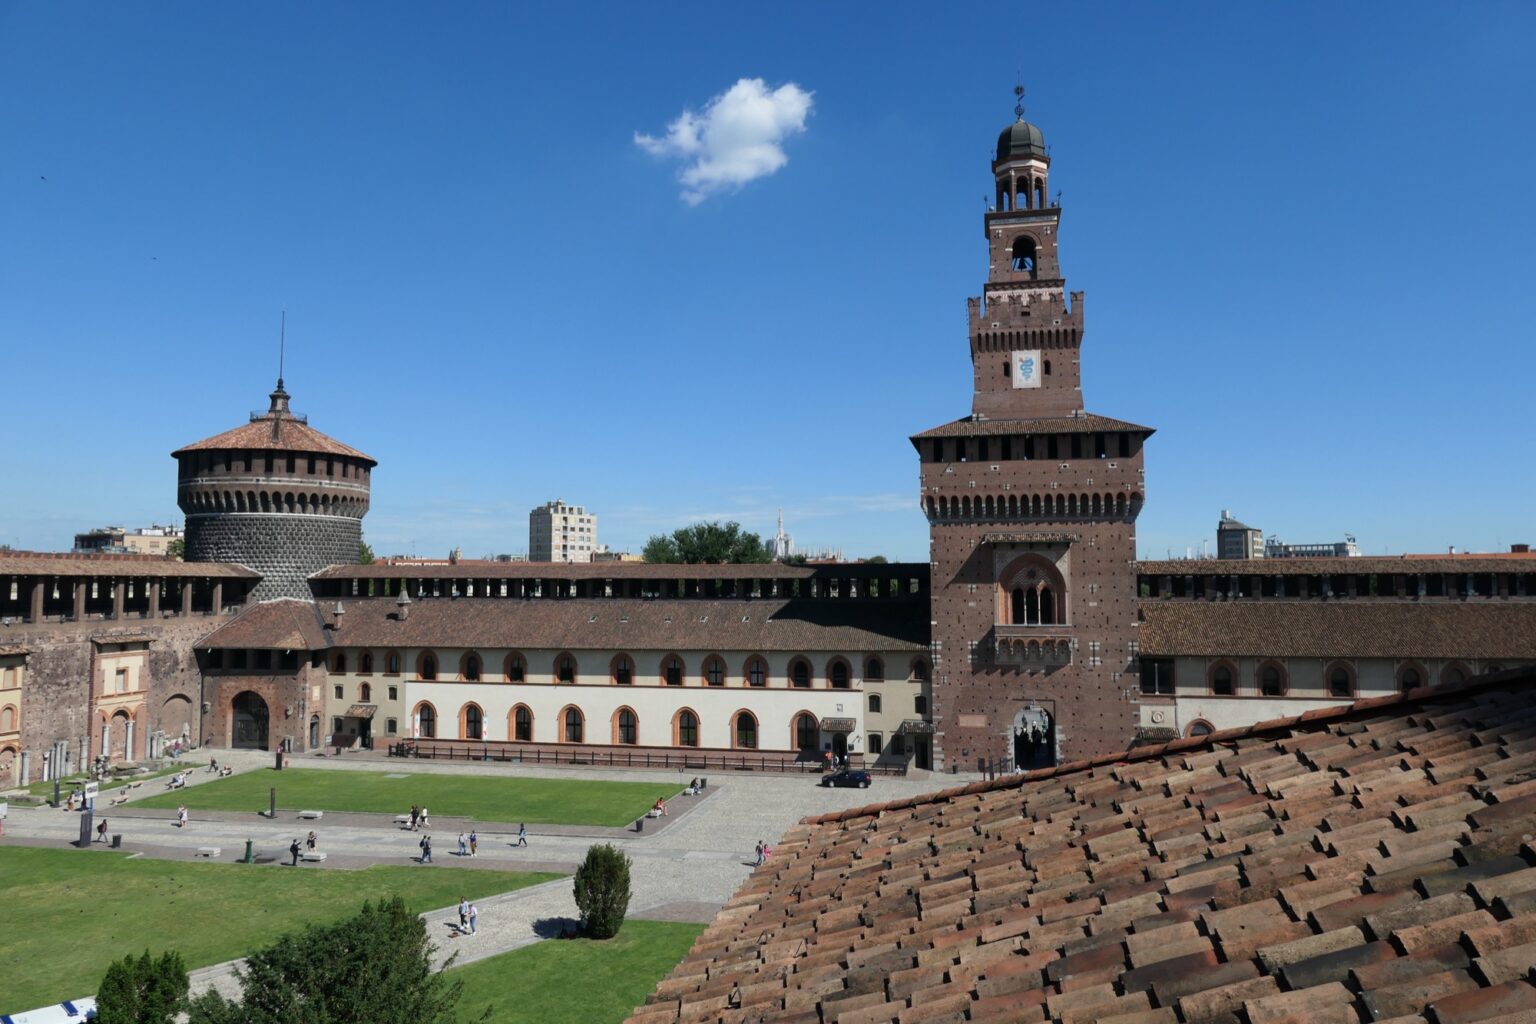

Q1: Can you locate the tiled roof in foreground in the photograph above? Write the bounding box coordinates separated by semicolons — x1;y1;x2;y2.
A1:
628;669;1536;1024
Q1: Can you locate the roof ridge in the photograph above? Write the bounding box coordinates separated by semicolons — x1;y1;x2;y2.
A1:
799;665;1536;826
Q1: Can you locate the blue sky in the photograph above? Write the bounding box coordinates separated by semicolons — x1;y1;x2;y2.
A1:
3;3;1533;562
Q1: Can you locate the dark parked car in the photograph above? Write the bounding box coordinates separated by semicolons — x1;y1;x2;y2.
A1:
821;769;872;789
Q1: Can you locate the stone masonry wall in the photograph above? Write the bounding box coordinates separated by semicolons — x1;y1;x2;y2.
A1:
2;616;217;783
186;514;360;601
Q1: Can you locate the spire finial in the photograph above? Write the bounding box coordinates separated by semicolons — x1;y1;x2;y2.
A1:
1013;82;1025;122
277;309;287;391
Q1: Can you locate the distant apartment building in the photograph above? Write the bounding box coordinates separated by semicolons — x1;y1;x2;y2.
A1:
1216;511;1264;560
529;500;597;563
1266;534;1360;559
592;547;642;563
73;524;184;557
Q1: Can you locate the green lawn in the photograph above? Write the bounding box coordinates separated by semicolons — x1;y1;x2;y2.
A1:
0;846;561;1012
453;920;706;1024
135;768;682;827
24;762;203;799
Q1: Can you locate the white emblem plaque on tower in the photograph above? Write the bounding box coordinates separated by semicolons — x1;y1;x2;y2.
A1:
1011;350;1042;388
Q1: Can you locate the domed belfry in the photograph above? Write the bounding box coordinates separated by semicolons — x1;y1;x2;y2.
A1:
912;92;1153;770
174;380;376;600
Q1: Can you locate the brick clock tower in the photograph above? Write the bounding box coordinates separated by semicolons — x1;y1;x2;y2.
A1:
913;97;1153;771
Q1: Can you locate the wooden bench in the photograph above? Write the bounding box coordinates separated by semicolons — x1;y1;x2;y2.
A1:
299;850;327;862
297;809;324;820
195;847;221;858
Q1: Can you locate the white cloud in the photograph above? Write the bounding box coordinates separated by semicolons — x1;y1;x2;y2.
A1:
636;78;813;204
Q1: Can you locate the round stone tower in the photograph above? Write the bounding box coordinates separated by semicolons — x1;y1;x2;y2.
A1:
173;380;376;600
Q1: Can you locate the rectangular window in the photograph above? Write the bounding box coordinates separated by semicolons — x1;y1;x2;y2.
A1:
388;685;398;700
386;718;398;734
868;733;883;756
334;685;343;699
114;667;128;693
1140;658;1175;696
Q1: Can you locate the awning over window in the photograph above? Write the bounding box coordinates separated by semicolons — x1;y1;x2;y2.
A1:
345;704;377;719
898;719;936;735
819;717;857;733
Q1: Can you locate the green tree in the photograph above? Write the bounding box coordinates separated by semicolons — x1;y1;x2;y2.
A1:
95;949;189;1024
358;541;375;565
187;897;475;1024
865;555;888;564
573;843;632;939
641;521;771;564
165;538;185;561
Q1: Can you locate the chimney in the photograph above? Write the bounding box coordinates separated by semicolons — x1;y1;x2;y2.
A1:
396;590;411;621
1514;543;1531;554
331;601;344;631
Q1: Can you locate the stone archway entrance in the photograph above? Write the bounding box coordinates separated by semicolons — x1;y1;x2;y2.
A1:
232;691;270;750
112;710;133;760
1010;704;1055;771
161;695;194;747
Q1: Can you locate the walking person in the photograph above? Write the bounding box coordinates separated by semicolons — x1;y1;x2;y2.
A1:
409;804;419;831
419;806;430;829
468;830;478;857
419;834;433;864
754;841;763;866
289;838;302;866
177;804;189;828
458;897;469;932
457;832;468;857
306;831;318;851
516;823;528;847
467;903;478;936
96;818;109;843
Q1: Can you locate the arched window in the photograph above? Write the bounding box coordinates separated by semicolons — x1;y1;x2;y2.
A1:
745;656;767;688
333;652;347;673
359;652;373;675
416;702;436;738
829;660;850;689
611;654;633;685
1259;663;1287;697
461;703;483;740
461;652;482;682
704;655;725;687
505;652;525;683
1398;665;1423;693
615;707;638;745
512;705;532;742
562;706;584;743
868;694;882;714
1187;719;1214;739
1327;664;1354;699
555;653;577;684
1011;236;1038;277
910;659;930;683
734;711;758;749
795;712;819;751
675;709;699;748
1210;664;1235;696
864;657;884;682
359;682;371;702
663;656;683;686
0;705;15;731
418;652;437;681
790;658;812;688
385;651;401;675
1039;585;1055;625
1441;663;1468;686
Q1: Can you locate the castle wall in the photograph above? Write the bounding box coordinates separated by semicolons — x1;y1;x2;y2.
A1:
186;514;360;600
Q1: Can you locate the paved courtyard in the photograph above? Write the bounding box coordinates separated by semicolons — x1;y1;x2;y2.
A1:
1;750;970;1000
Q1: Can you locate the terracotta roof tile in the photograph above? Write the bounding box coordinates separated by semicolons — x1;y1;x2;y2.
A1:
624;670;1536;1024
173;408;375;463
910;412;1153;440
0;553;257;579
